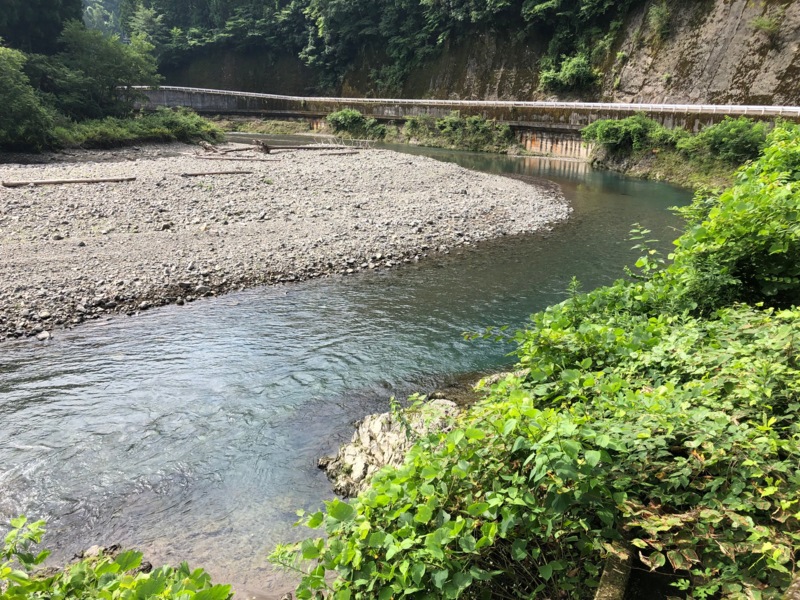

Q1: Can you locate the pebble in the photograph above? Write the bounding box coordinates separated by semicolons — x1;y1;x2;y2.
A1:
0;142;570;342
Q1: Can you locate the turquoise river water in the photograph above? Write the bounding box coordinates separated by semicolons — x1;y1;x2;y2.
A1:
0;145;690;597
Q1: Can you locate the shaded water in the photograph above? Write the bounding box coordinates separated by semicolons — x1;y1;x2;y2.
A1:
0;148;690;598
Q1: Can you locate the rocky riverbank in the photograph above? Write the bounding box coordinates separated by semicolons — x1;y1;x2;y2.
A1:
0;143;569;341
318;370;527;497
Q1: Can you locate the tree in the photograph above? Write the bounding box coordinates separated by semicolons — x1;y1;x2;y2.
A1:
0;0;83;53
25;22;161;121
0;47;54;150
56;21;161;118
128;6;170;55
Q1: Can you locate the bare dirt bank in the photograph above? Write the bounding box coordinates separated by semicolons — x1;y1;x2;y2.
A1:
0;143;569;341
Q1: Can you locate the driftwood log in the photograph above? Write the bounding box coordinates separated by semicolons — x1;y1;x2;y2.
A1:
254;140;347;154
2;177;136;188
219;146;260;154
180;171;253;177
195;156;279;163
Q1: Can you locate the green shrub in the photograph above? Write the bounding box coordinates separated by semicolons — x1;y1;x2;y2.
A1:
581;114;683;153
435;112;513;152
0;47;54;151
403;114;438;139
327;108;386;140
668;123;800;310
1;516;232;600
272;299;800;598
647;1;671;40
539;52;600;93
677;116;768;165
52;108;223;148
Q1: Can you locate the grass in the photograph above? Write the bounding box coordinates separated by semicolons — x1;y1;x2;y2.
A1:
51;108;224;149
213;117;313;135
609;148;739;189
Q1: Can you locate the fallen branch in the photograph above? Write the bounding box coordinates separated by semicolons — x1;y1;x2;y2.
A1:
195;156;279;163
2;177;136;188
180;171;253;177
220;146;260;154
319;151;360;156
255;140;347;154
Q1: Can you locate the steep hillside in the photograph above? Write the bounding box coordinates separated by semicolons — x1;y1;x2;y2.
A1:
392;0;800;103
608;0;800;104
161;0;800;104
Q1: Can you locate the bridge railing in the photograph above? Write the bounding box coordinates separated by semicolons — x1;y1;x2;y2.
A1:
132;85;800;118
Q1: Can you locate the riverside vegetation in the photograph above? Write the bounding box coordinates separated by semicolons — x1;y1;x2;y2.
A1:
326;109;516;153
582;115;770;188
1;12;222;152
0;516;231;600
267;124;800;598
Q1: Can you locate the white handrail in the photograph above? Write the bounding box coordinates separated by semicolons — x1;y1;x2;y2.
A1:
131;86;800;117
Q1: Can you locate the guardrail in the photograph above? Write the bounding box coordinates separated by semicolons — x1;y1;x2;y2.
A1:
132;85;800;118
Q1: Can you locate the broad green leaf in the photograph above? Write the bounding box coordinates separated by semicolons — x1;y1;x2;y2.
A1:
414;506;433;524
465;428;485;441
327;500;357;522
431;569;449;589
306;511;324;528
466;502;489;517
585;450;601;467
195;585;233;600
114;550;143;572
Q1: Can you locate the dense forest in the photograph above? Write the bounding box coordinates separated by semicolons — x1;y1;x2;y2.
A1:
85;0;648;93
0;0;220;150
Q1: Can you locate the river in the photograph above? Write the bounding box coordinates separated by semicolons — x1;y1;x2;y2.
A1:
0;145;689;597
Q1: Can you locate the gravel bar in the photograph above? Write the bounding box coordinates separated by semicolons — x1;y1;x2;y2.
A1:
0;143;570;342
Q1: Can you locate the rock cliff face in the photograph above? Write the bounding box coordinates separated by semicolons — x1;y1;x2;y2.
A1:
608;0;800;105
165;0;800;104
391;0;800;104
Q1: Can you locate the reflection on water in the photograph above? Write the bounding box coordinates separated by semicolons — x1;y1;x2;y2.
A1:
0;146;689;598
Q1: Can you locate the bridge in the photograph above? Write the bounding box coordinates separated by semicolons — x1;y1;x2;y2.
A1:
135;86;800;160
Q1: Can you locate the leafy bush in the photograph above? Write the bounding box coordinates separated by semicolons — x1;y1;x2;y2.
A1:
272;299;800;598
581;114;684;153
272;124;800;599
667;123;800;310
327;109;386;139
539;53;600;93
0;47;54;151
1;516;231;600
52;108;224;148
434;112;514;152
677;116;768;165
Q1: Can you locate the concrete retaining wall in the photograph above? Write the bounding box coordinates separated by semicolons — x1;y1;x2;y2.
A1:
135;86;800;160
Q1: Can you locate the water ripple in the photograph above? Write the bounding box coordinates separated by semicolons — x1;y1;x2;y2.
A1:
0;152;688;596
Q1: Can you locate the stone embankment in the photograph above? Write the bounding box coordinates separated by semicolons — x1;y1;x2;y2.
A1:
0;143;569;341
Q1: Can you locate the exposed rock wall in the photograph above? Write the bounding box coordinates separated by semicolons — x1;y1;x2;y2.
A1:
381;0;800;104
164;0;800;105
609;0;800;105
